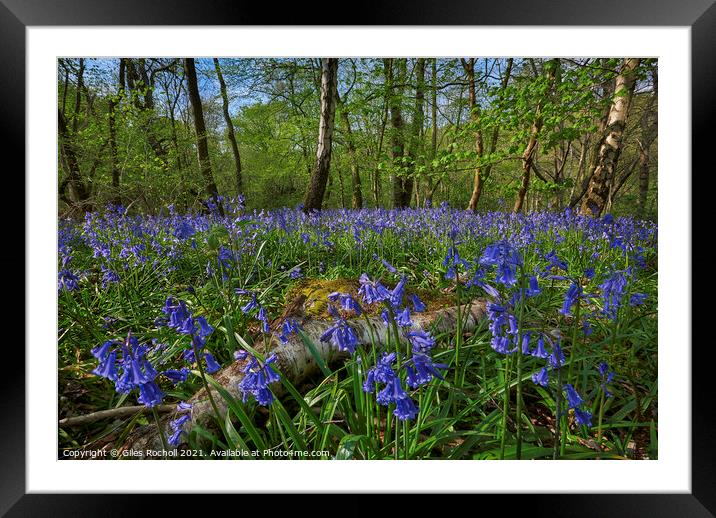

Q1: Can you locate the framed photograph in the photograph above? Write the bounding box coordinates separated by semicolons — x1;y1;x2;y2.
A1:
10;0;708;513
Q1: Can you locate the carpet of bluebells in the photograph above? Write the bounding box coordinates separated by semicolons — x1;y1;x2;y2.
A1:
58;198;658;459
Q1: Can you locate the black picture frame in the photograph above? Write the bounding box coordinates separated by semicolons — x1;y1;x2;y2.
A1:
7;0;708;515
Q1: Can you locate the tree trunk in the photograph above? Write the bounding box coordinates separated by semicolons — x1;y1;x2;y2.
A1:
468;58;513;211
580;58;640;217
405;58;425;208
108;59;123;206
463;58;485;212
303;58;339;212
213;58;243;198
373;95;389;207
513;124;540;213
568;135;590;204
337;99;363;209
184;58;222;211
638;66;658;218
58;109;91;212
513;59;557;213
384;58;409;208
60;60;70;119
114;298;488;455
71;58;85;134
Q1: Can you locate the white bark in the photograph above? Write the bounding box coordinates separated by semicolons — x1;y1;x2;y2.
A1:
113;298;488;456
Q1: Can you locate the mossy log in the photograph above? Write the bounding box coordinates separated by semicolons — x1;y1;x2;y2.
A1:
111;296;488;457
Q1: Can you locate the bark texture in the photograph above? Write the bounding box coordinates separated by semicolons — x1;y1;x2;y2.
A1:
114;298;488;456
58;108;92;212
580;58;640;217
303;58;339;211
185;58;222;208
384;58;411;208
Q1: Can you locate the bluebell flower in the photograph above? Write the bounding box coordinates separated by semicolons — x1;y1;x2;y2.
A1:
101;266;120;288
564;384;583;409
445;266;456;281
574;408;593;427
394;394;419;421
173;220;195;240
164;368;190;385
241;294;259;314
339;293;363;316
137;381;165;408
598;361;615;398
630;293;647;306
128;357;149;386
91;340;114;361
396;307;412;327
532;367;549;387
239;353;280;406
521;332;532;355
279;318;301;344
168;412;191;446
560;282;582;316
409;293;426;312
92;350;118;380
289;267;302;279
320;318;359;355
526;276;541;297
257;307;270;334
375;255;397;273
480;241;522;287
374;376;419;420
196;316;214;338
582;319;593;336
532;335;549;359
175;315;196;335
600;270;628;320
203;352;221;374
548;343;565;369
176;401;192;412
389;276;407;308
406;330;436;354
358;273;391;305
544;250;567;272
405;353;447;388
380;308;392;326
363;353;398;393
58;269;80;291
479;282;501;300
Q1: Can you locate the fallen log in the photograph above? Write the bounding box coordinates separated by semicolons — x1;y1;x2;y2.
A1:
111;297;488;457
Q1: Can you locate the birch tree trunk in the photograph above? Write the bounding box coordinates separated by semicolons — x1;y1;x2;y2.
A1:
114;298;488;456
580;58;640;217
303;58;339;212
